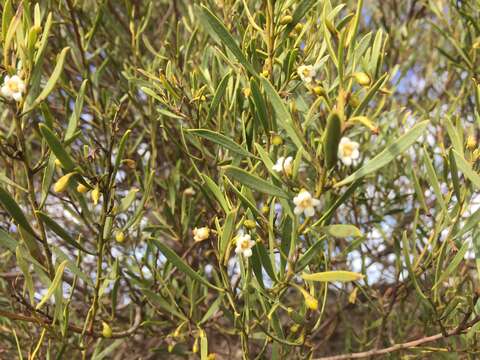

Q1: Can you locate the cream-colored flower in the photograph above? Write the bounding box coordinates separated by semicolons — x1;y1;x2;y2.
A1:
234;233;255;258
1;74;25;101
297;65;316;84
293;190;320;217
183;187;196;196
193;227;210;242
338;137;360;166
272;156;293;176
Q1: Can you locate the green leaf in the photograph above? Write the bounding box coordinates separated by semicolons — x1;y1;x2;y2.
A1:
31;47;70;107
432;240;469;289
39;124;77;172
219;210;236;261
0;187;37;237
113;130;132;175
260;77;306;156
452;150;480;189
284;0;317;34
197;5;257;74
302;271;364;282
318;224;363;238
296;236;327;271
36;260;68;310
65;80;88;141
36;211;96;255
150;238;222;292
189;129;255;158
224;165;288;198
335;121;428;187
207;73;230;123
201;174;231;213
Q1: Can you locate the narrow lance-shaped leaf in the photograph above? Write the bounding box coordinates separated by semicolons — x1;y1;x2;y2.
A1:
31;47;70;107
335;121;428;187
224;165;288;198
197;5;257;74
36;211;96;255
302;271;364;282
36;260;69;310
39;124;77;171
452;149;480;189
189;129;255;158
150;238;223;292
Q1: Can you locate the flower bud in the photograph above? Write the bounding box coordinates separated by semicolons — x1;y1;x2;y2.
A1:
467;135;476;150
92;184;100;205
299;287;318;310
115;230;125;243
102;321;112;338
192;337;199;353
183;187;196;196
243;87;251;97
272;135;283;145
294;23;303;33
53;172;75;193
76;183;89;193
280;15;293;25
54;159;62;168
352;72;371;86
313;86;325;96
243;219;256;229
123;159;136;169
261;205;270;214
261;70;269;77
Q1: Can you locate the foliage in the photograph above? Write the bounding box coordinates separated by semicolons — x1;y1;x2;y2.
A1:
0;0;479;359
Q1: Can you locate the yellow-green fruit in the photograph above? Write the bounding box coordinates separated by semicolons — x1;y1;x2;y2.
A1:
243;219;256;229
352;72;371;86
77;183;89;193
280;15;293;25
115;231;125;243
294;23;303;33
272;135;283;145
313;86;325;96
102;321;112;338
261;205;270;214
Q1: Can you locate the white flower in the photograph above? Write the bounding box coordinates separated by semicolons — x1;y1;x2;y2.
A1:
293;190;320;217
338;137;360;166
193;227;210;242
235;234;255;258
297;65;316;84
1;74;25;102
272;156;293;176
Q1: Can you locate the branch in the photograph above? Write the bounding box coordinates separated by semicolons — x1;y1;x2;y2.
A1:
313;315;480;360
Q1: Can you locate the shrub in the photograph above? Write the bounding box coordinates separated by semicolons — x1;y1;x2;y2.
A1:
0;0;479;358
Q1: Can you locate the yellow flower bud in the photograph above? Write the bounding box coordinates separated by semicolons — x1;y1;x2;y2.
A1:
313;86;325;96
272;135;283;145
261;205;270;214
92;184;100;205
76;183;89;193
207;354;217;360
53;172;75;193
290;324;300;333
467;135;476;150
261;70;269;77
279;15;293;25
102;321;112;338
298;287;318;311
115;230;125;243
294;23;303;33
352;72;371;86
243;87;251;97
192;337;199;353
54;159;62;168
243;219;256;229
349;287;358;304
